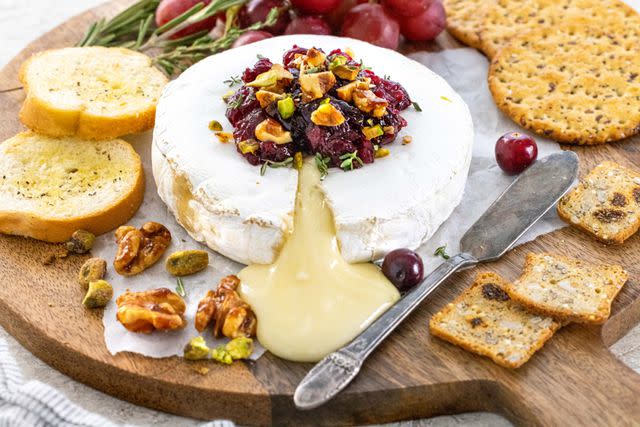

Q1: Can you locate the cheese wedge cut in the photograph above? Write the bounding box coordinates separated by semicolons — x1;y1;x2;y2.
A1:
152;35;473;265
238;159;400;362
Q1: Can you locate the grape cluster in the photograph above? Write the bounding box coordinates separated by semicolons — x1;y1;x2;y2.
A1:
155;0;446;50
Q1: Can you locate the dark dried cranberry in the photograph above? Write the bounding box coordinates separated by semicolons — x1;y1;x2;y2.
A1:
634;188;640;204
470;317;483;328
358;139;375;164
241;58;273;83
283;45;308;68
611;192;627;207
259;141;294;162
482;284;510;301
225;86;261;127
232;108;268;142
373;78;412;110
593;209;626;223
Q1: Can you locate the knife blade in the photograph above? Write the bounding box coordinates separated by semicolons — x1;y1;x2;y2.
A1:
294;151;579;410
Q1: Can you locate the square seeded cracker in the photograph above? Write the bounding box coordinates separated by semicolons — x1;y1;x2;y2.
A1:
506;253;628;325
558;161;640;244
429;272;560;369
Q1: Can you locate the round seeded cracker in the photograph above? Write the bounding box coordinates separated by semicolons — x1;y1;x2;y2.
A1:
488;22;640;145
479;0;639;58
443;0;493;49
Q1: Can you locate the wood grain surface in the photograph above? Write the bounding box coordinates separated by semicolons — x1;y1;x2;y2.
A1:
1;1;640;425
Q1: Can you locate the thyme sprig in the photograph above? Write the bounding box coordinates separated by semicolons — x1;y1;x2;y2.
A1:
260;156;294;176
315;153;330;181
176;277;186;297
224;75;242;87
339;151;364;171
434;245;450;260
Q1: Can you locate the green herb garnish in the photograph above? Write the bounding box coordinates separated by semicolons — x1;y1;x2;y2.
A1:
434;245;450;260
224;75;242;87
79;0;280;76
260;157;294;176
339;151;364;171
412;101;422;112
440;95;452;103
315;153;330;181
176;277;186;297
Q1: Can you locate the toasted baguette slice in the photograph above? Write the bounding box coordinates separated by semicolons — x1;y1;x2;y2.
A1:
19;47;168;140
430;272;560;369
557;161;640;244
0;132;144;242
506;253;628;324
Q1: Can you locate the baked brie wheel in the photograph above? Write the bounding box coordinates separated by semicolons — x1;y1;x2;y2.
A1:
152;35;473;265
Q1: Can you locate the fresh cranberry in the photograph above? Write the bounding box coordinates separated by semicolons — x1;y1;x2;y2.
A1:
226;86;262;127
259;141;294;162
232;108;268;142
495;132;538;175
283;45;309;68
241;57;273;83
382;248;424;292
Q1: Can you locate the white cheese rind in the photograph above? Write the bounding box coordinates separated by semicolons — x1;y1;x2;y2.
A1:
153;35;473;265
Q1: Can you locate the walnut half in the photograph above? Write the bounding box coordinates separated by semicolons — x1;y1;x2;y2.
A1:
195;275;257;339
114;222;171;276
116;288;186;333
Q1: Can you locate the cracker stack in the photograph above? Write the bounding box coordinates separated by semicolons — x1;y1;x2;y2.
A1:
443;0;640;144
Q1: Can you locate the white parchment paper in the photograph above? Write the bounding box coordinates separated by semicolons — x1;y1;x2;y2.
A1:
94;47;565;359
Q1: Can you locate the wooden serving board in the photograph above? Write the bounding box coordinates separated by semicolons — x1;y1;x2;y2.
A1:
1;1;640;425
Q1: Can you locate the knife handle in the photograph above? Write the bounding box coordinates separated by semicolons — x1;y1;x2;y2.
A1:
344;252;478;360
294;253;477;410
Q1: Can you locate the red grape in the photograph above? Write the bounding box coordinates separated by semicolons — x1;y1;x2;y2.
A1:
495;132;538;175
399;0;446;41
341;4;401;50
382;0;429;17
156;0;220;39
290;0;342;14
232;30;273;48
240;0;290;35
284;16;332;35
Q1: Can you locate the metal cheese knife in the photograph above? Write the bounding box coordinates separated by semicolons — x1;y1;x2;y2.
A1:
294;151;579;410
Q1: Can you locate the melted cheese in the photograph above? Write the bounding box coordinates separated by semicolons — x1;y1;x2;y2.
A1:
238;159;400;362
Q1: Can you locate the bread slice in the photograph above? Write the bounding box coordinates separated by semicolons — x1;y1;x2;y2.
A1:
506;253;628;324
19;47;168;140
429;272;560;368
558;161;640;244
0;131;144;242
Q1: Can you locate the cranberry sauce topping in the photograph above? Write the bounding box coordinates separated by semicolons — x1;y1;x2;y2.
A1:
224;46;412;172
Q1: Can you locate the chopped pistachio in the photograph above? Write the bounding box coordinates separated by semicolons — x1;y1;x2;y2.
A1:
82;280;113;309
78;257;107;289
375;147;390;158
66;230;95;254
294;152;303;170
215;132;234;144
208;120;223;132
402;135;413;145
277;97;295;119
331;64;360;81
184;336;211;360
226;337;254;360
362;125;384;140
166;250;209;277
222;90;235;103
211;345;233;365
329;55;348;69
238;139;259;154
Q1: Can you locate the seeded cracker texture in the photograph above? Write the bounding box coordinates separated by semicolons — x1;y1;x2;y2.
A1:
429;272;560;369
479;0;639;59
506;253;628;325
442;0;492;50
488;20;640;145
557;161;640;244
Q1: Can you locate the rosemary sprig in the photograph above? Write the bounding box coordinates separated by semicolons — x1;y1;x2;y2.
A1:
176;277;186;297
260;157;294;176
224;75;242;87
339;151;364;171
315;153;330;181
